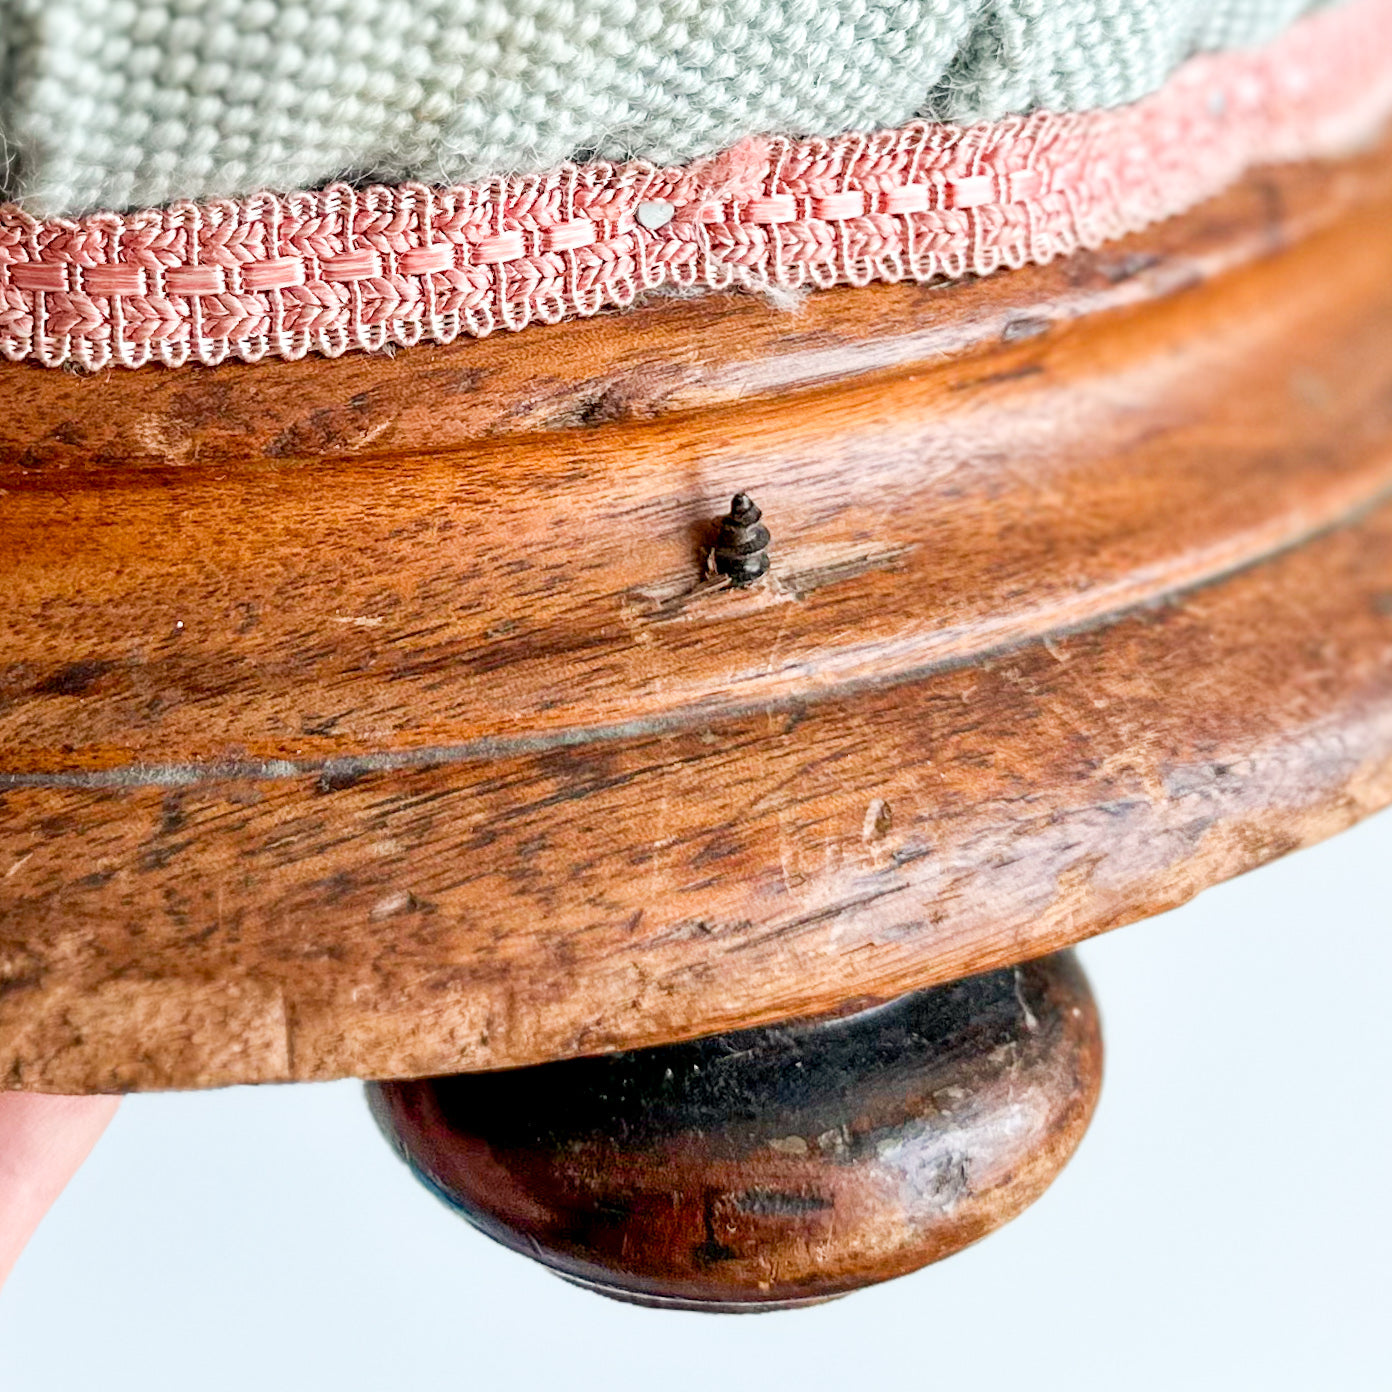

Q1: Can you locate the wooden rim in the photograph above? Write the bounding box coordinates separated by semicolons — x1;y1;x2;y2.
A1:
3;137;1392;1090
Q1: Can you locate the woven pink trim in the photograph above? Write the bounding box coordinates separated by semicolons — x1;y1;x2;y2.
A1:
4;0;1392;371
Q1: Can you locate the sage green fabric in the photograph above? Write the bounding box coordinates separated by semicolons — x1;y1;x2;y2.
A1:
0;0;1329;217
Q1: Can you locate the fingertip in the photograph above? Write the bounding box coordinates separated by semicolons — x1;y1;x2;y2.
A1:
0;1091;121;1289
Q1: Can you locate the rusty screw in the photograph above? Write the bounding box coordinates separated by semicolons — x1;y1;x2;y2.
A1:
713;493;771;586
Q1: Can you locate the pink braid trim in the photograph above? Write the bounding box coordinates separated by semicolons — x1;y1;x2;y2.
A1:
4;0;1392;372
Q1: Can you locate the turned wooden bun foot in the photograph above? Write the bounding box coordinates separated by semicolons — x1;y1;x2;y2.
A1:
368;951;1101;1310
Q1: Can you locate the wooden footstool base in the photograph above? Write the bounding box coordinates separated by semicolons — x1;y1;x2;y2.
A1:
2;130;1391;1304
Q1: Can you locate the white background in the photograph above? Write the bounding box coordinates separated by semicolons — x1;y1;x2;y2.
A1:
4;810;1389;1392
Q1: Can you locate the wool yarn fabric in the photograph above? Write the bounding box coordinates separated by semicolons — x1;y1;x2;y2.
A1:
0;0;1328;217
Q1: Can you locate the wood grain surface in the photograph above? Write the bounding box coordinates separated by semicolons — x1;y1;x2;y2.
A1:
370;953;1101;1309
3;137;1392;1091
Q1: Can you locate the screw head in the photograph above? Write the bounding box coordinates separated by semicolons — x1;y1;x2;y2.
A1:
714;493;771;586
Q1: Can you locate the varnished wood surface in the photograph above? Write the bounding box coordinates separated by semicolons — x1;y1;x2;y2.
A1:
2;138;1392;1090
4;144;1392;772
370;953;1101;1309
5;495;1390;1089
